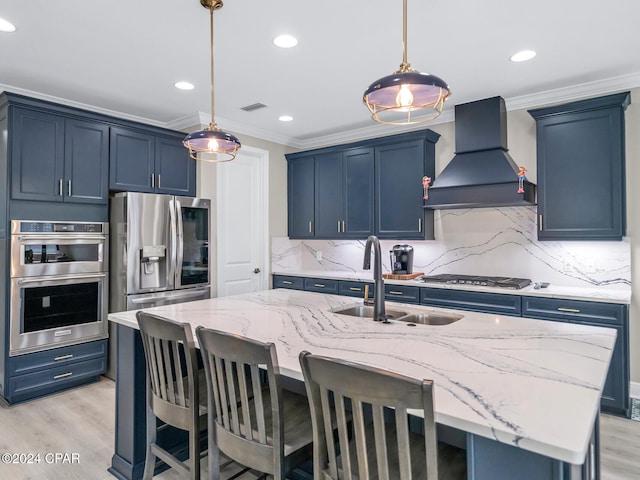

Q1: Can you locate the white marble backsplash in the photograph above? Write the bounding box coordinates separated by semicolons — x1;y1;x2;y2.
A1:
272;206;631;290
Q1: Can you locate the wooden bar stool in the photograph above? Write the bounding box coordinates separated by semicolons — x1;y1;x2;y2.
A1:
196;327;315;480
137;312;207;480
299;351;467;480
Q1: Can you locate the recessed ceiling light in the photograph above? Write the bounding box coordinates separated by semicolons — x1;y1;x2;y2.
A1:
510;50;536;62
174;81;195;91
279;115;294;122
273;34;298;49
0;18;16;32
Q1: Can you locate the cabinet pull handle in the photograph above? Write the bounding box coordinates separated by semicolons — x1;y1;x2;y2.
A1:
389;291;403;295
418;218;422;232
337;221;341;233
58;179;63;196
151;174;155;188
539;214;543;232
53;372;73;380
349;287;362;291
314;283;325;288
558;307;580;313
158;174;161;188
54;354;74;361
67;180;72;196
309;221;312;233
282;280;293;285
342;220;345;232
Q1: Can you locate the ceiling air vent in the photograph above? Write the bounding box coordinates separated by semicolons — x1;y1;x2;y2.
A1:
241;102;267;112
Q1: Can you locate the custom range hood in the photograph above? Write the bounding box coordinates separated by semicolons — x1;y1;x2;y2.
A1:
424;96;536;209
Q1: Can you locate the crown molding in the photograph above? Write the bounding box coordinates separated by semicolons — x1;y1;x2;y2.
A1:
4;71;639;150
0;83;168;128
504;72;640;112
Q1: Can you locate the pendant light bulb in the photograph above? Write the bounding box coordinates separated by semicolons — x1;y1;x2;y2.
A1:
396;84;414;109
363;0;451;125
183;0;241;162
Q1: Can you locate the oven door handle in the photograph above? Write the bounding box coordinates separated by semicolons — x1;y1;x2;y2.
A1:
17;273;107;285
17;235;107;241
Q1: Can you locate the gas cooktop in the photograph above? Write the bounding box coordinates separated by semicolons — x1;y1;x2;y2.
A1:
419;274;532;290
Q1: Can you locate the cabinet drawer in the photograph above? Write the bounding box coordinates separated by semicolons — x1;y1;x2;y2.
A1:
8;357;106;403
9;340;108;376
522;297;625;325
420;288;521;316
385;285;420;304
304;277;339;294
272;275;304;291
339;280;373;299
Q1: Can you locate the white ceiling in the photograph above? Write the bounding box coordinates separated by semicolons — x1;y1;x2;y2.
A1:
1;0;640;149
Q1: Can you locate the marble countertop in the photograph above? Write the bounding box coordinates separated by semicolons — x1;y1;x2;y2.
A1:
273;269;632;304
109;289;615;465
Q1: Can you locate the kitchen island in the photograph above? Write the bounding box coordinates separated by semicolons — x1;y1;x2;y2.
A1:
108;289;616;480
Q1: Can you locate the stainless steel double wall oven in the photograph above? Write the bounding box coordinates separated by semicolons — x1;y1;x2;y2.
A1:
9;220;109;356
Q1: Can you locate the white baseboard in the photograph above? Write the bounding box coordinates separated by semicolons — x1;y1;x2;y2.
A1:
631;381;640;399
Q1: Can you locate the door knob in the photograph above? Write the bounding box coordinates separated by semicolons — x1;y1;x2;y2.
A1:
253;268;261;274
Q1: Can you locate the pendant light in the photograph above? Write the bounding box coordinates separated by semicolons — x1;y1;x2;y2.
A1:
363;0;451;125
183;0;241;162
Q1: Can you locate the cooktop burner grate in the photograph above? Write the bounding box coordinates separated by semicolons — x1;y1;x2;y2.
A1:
420;274;532;289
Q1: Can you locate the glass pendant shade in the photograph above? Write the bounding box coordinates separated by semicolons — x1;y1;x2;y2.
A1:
363;71;451;125
184;126;241;162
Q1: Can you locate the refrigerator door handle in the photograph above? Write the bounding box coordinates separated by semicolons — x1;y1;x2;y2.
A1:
168;198;177;290
175;198;184;288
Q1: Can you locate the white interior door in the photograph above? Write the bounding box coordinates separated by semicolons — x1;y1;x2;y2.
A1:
216;146;269;297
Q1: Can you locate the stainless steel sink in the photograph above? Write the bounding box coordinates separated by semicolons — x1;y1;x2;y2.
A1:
395;312;463;326
331;304;408;320
331;304;463;325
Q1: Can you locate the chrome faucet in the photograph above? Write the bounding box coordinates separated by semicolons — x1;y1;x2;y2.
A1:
363;235;387;321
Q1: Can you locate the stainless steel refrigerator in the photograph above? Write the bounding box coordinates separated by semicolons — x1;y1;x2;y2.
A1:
107;192;211;377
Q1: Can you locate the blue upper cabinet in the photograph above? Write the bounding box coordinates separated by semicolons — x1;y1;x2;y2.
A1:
313;148;375;239
343;147;375;238
287;154;315;238
109;127;196;197
286;129;438;240
529;92;630;240
109;126;155;193
11;108;108;205
375;137;433;240
155;134;196;196
64;118;109;204
315;151;344;238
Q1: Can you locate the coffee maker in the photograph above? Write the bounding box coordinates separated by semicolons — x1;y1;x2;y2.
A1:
390;244;414;274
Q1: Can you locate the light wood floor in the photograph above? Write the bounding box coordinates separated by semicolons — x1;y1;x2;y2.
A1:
0;377;638;479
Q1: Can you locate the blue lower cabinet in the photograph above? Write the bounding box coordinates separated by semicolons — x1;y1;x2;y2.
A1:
6;340;107;404
523;297;629;416
339;280;373;299
303;278;339;294
385;284;420;304
421;288;522;316
273;275;304;290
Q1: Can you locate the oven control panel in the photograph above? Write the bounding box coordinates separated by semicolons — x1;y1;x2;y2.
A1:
16;221;105;234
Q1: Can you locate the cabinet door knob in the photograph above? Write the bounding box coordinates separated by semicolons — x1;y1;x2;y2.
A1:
151;174;155;188
67;180;72;197
253;267;261;274
58;179;63;196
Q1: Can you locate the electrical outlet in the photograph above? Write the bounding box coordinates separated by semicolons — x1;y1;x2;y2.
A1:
563;259;573;272
315;251;322;262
